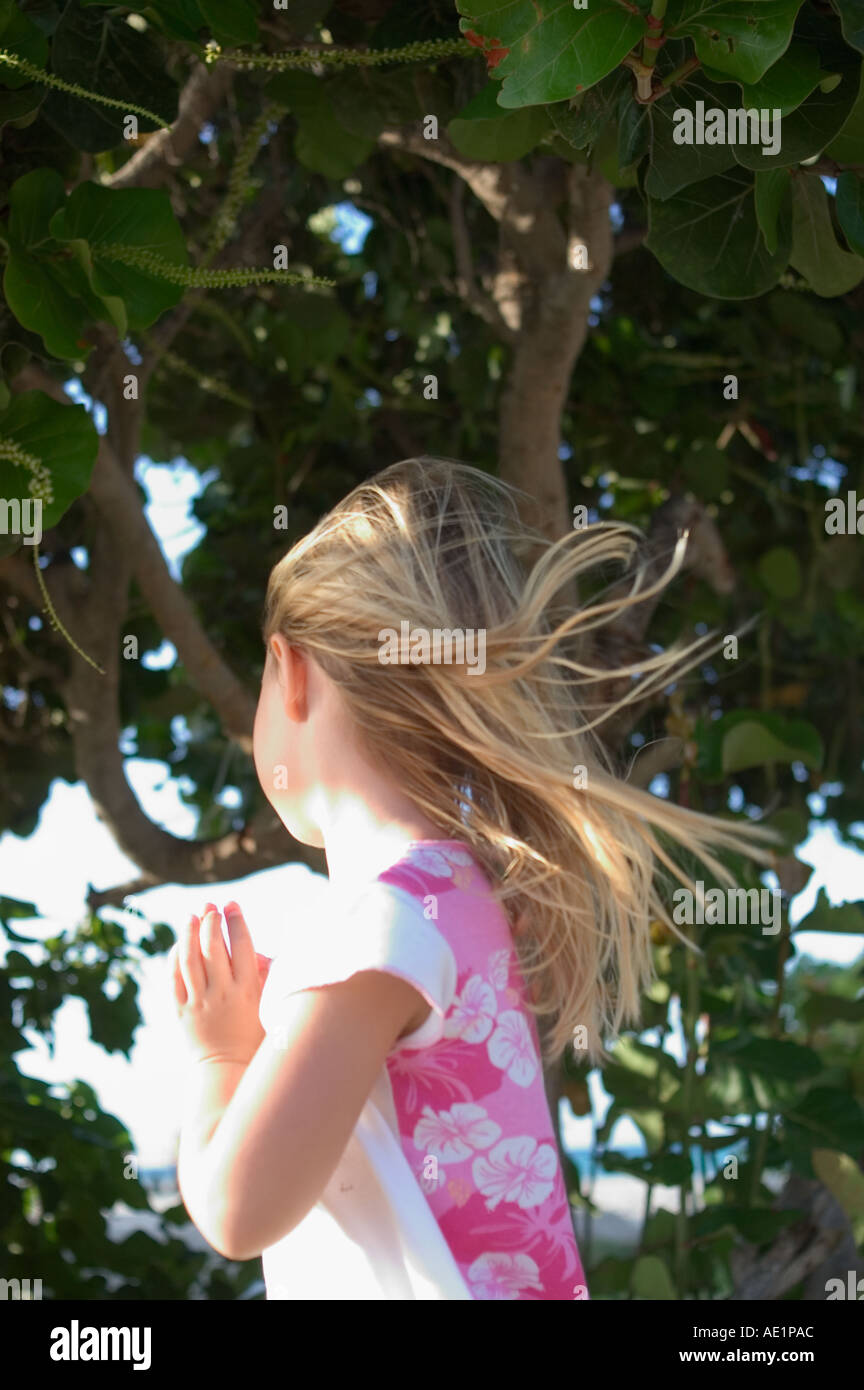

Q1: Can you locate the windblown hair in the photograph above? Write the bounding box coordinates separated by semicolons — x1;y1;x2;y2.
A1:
262;456;774;1069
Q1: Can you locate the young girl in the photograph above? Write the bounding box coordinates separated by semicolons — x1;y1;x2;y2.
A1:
170;455;770;1300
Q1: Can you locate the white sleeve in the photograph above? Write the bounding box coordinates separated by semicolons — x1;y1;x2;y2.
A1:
258;879;458;1053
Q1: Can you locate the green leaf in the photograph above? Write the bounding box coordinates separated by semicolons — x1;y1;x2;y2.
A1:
767;288;843;355
546;67;629;150
812;1150;864;1244
800;992;864;1026
3;249;100;358
271;73;375;178
7;167;65;250
269;293;350;382
757;545;802;597
645;168;791;299
691;1205;802;1242
712;1034;822;1081
41;0;179;153
50;183;187;330
327;69;425;142
794;887;864;934
0;894;39;922
0;0;50;89
0;390;98;534
3;171;114;357
695;708;823;778
645;75;743;201
836;173;864;257
144;0;207;44
732;8;862;169
294;108;375;179
789;175;864;297
631;1255;676;1300
0;85;43;127
834;0;864;55
755;168;791;253
617;81;652;169
265;70;325;120
783;1087;864;1154
826;69;864;160
456;0;645;107
669;0;805;85
721;714;822;773
449;80;551;160
198;0;259;45
726;41;829;115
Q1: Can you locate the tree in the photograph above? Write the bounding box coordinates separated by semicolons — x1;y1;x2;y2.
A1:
1;0;863;1300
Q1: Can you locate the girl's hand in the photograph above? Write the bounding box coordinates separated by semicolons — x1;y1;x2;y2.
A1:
170;900;273;1067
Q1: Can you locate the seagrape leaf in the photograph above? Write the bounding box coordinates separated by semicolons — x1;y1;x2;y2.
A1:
695;707;823;779
646;167;791;298
755;168;792;252
812;1150;864;1244
41;1;178;152
669;0;805;85
198;0;259;45
789;175;864;297
0;390;98;538
456;0;644;107
794;888;864;934
757;545;802;597
547;67;629;149
644;74;743;200
837;172;864;257
631;1256;676;1300
726;41;831;115
732;6;862;168
3;170;111;358
449;80;551;159
0;0;49;89
50;182;187;330
826;69;864;160
833;0;864;55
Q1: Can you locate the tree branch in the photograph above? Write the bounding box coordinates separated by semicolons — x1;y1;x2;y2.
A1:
10;363;258;751
448;175;516;342
104;61;234;190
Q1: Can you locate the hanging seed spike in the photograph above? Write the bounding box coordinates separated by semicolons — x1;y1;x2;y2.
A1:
32;543;105;674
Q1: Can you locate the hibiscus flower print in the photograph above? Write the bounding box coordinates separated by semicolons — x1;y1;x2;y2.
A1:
467;1251;545;1300
409;845;474;878
472;1135;558;1210
487;948;511;990
413;1101;501;1163
487;1009;537;1086
444;974;497;1043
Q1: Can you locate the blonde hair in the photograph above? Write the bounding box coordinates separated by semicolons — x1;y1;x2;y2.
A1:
262;456;775;1069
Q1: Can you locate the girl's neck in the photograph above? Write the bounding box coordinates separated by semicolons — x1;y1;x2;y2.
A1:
320;804;457;895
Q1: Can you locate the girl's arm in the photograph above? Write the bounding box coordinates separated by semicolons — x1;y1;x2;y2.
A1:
172;904;427;1261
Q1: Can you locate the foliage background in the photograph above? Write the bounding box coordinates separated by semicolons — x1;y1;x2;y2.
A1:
1;0;863;1299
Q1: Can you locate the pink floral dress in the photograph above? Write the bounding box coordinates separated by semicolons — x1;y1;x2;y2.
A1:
377;841;588;1300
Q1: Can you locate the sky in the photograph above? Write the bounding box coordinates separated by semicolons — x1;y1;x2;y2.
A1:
1;202;862;1175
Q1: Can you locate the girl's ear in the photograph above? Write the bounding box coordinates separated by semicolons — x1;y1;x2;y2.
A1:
270;634;308;723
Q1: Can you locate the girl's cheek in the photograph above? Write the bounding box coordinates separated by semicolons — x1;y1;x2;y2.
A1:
252;687;276;791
